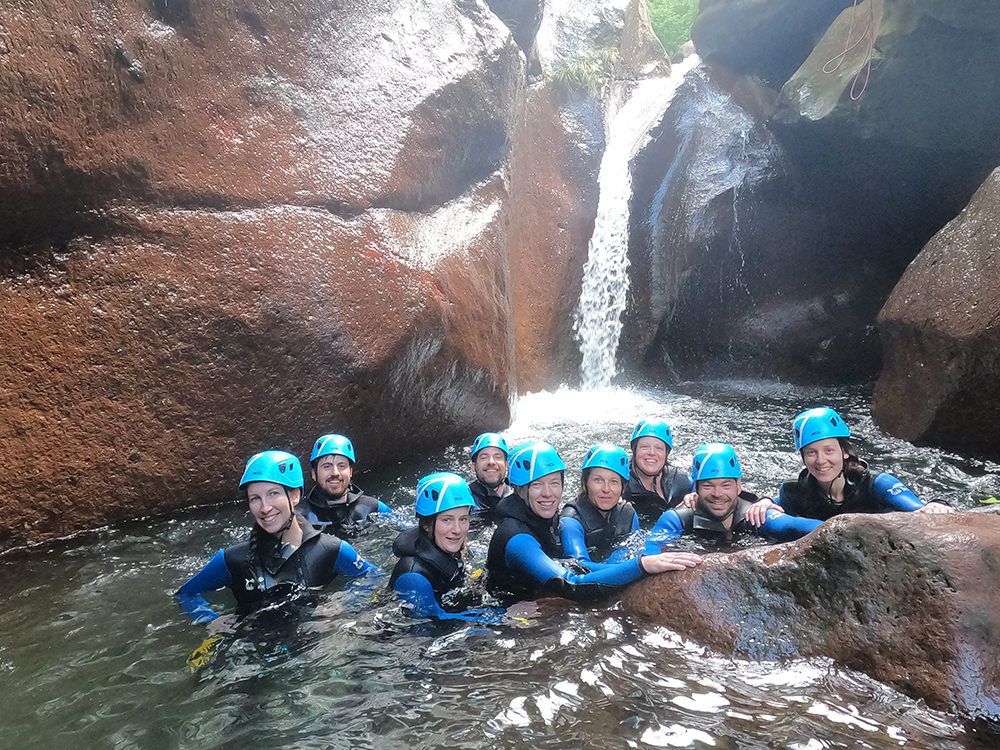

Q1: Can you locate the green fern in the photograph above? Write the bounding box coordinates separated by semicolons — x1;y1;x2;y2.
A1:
646;0;698;56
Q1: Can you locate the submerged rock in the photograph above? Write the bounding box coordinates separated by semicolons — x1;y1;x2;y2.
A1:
872;167;1000;461
623;511;1000;718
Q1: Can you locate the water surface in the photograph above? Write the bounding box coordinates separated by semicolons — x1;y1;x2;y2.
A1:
2;382;995;749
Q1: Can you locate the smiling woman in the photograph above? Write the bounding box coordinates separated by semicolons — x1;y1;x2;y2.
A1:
174;450;377;631
388;471;505;624
486;441;701;603
774;407;955;520
560;444;640;564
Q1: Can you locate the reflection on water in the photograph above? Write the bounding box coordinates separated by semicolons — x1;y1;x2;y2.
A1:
1;382;996;749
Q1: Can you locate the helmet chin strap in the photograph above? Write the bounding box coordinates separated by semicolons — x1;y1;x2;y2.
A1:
818;468;847;503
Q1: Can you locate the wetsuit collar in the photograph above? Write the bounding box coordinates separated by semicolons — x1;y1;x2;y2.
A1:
306;483;364;509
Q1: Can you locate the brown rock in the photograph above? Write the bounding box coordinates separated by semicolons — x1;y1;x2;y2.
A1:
508;85;602;391
0;0;521;242
623;511;1000;717
872;167;1000;460
0;0;523;549
0;172;514;551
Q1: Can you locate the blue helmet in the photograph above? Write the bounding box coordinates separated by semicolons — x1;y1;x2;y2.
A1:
470;432;509;459
629;419;674;450
414;472;476;517
581;444;630;482
310;433;356;464
240;450;304;489
691;443;742;484
792;407;851;451
507;441;566;486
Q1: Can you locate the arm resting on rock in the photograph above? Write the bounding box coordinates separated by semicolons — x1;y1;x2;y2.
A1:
872;473;924;512
757;510;822;541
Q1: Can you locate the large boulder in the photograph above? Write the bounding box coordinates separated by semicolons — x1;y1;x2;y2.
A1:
0;0;522;549
692;0;853;85
775;0;1000;164
0;175;515;550
623;511;1000;718
0;0;522;242
872;167;1000;460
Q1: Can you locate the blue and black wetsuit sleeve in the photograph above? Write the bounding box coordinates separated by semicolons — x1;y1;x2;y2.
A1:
644;509;685;553
175;550;231;624
334;541;379;577
376;500;393;514
559;516;592;563
757;510;822;541
871;473;924;512
504;533;646;602
392;570;504;624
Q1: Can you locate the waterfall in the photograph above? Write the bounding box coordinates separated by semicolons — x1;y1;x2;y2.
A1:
574;55;701;389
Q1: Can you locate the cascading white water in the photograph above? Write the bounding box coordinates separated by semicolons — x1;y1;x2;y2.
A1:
575;55;701;389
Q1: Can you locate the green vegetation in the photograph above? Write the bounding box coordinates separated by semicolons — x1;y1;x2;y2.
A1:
646;0;698;56
550;47;619;99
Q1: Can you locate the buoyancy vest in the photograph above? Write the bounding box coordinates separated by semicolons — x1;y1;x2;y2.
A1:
222;520;345;614
388;527;464;599
486;494;563;599
779;464;886;521
298;484;381;538
560;495;637;562
672;492;759;545
624;465;691;521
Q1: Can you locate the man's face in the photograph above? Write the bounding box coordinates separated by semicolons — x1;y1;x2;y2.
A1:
696;477;742;520
312;453;353;499
472;447;507;489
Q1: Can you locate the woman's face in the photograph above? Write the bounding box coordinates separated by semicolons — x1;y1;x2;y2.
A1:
246;481;299;534
633;437;668;476
801;438;848;484
524;472;564;519
586;467;623;511
433;508;471;555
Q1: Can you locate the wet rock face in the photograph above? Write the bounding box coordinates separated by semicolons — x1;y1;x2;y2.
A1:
872;168;1000;461
507;0;665;391
625;68;891;383
486;0;544;58
775;0;1000;163
0;0;521;243
0;0;521;549
623;511;1000;718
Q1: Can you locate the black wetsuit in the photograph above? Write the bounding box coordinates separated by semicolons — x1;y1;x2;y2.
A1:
623;464;691;523
298;484;388;538
388;527;465;599
559;495;639;563
778;466;926;521
487;495;648;603
468;479;514;523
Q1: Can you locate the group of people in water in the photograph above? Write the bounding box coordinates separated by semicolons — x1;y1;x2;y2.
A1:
175;406;954;630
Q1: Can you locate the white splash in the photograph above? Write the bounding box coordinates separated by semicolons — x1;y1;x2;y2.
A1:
575;55;701;389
